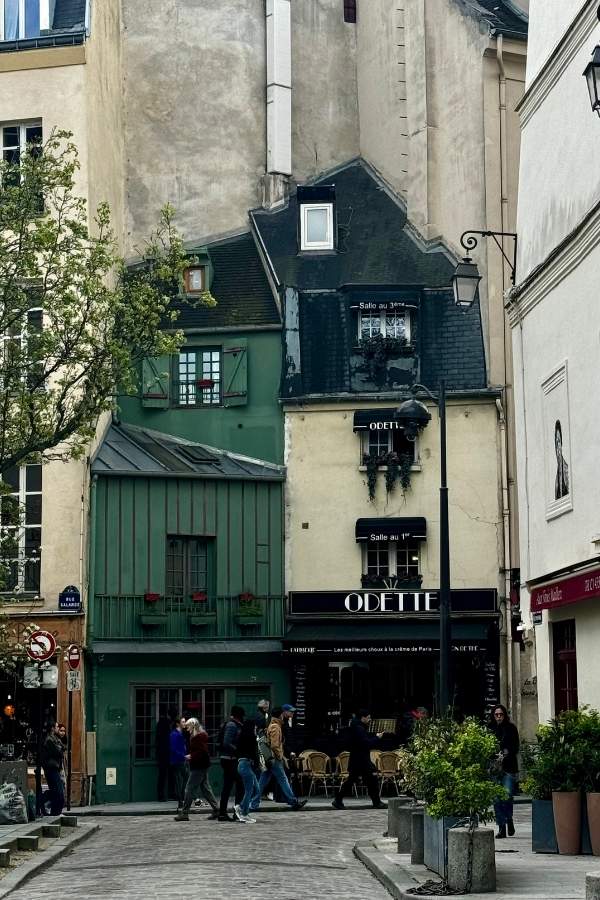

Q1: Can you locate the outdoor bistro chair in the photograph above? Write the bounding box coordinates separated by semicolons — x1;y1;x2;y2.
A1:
376;750;403;796
304;751;334;797
370;748;382;767
334;751;359;797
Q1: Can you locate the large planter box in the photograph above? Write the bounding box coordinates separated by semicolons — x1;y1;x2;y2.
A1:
424;811;461;877
532;798;592;854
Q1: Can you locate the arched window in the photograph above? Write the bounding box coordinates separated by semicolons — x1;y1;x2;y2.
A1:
344;0;356;24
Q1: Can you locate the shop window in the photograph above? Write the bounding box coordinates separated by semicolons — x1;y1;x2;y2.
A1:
0;463;41;594
1;0;42;40
364;427;415;462
359;308;411;342
363;539;420;588
175;347;221;407
135;686;225;760
165;537;208;598
553;620;578;713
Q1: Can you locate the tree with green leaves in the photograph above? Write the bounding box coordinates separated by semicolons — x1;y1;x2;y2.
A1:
0;128;214;475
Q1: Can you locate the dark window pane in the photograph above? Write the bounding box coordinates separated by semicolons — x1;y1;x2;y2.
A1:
25;465;41;492
25;527;41;553
24;557;40;592
26;310;42;333
1;496;19;527
25;494;41;525
2;467;19;492
134;688;156;761
2;127;19;149
344;0;356;22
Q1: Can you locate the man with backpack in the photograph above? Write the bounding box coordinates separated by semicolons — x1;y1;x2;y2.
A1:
250;705;306;812
217;705;245;822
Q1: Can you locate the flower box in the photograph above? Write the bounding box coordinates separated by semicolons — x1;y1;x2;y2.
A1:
189;614;217;627
191;592;208;603
143;592;161;604
140;614;168;627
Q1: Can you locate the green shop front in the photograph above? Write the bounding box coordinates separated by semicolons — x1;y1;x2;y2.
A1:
87;422;288;803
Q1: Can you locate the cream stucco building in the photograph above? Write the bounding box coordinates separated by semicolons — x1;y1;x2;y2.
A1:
508;0;600;724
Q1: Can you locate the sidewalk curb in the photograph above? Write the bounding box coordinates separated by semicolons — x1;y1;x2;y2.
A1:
0;822;99;899
353;838;418;900
75;803;382;817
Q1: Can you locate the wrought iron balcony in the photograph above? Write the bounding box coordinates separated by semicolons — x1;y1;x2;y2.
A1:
92;594;285;641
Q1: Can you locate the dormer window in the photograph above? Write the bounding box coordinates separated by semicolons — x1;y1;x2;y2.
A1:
300;203;334;251
184;266;206;294
1;0;43;40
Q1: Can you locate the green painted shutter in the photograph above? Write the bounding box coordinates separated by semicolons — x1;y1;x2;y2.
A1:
223;339;248;407
141;355;171;408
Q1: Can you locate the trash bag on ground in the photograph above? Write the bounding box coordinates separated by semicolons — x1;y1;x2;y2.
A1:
0;782;28;824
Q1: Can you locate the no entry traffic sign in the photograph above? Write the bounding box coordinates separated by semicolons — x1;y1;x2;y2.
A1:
26;630;56;662
67;645;81;670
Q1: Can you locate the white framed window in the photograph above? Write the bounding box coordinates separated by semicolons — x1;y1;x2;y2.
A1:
0;305;43;390
363;540;420;579
300;203;334;251
359;308;411;342
0;463;42;594
0;0;45;41
362;428;416;463
176;347;221;407
2;121;42;167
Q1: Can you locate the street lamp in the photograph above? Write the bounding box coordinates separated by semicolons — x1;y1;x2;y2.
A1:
452;230;517;306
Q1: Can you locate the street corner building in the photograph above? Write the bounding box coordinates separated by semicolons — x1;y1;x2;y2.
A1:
86;233;289;803
250;159;506;737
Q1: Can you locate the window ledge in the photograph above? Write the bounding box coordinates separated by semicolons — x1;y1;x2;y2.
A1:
359;463;422;473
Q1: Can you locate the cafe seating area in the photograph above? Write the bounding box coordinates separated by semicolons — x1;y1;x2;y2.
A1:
291;747;405;798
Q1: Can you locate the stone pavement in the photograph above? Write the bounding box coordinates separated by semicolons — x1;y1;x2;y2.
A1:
355;805;599;899
5;806;390;900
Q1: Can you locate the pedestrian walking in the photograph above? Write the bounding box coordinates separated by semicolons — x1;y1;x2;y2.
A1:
254;699;270;734
174;719;218;821
234;717;261;824
217;705;245;822
169;716;188;810
251;705;306;812
332;709;387;810
41;722;65;816
490;704;520;838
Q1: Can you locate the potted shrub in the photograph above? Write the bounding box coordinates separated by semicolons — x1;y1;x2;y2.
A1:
581;710;600;856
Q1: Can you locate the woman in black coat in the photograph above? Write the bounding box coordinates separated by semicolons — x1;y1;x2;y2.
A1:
490;704;520;838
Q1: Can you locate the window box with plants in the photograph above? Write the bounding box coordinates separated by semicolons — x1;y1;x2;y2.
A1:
360;573;423;590
522;707;600;855
357;333;415;385
236;592;263;625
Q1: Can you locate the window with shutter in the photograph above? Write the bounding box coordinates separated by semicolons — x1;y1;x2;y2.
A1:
141;355;170;408
223;338;248;407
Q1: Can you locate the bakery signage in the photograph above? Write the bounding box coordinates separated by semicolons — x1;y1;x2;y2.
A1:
289;589;497;616
530;565;600;613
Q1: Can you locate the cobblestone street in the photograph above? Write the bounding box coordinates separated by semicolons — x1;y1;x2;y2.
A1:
9;807;389;900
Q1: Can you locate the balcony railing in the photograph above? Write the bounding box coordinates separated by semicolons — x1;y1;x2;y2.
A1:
92;594;285;641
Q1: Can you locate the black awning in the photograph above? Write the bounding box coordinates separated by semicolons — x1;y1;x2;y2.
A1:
355;517;427;542
353;409;398;431
283;620;491;650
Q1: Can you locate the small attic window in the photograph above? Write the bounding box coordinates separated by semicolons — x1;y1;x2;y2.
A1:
184;266;206;293
300;204;334;251
344;0;356;24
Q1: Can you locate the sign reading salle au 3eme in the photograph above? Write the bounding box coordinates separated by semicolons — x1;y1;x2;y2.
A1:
288;589;497;616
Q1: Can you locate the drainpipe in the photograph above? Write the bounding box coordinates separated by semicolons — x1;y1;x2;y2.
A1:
496;398;513;716
87;476;98;743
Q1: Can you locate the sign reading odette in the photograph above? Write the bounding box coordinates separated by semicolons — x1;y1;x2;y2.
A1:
289;589;497;617
530;565;600;612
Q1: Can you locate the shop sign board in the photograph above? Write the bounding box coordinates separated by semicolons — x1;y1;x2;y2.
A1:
66;670;81;692
26;630;56;662
285;642;486;656
530;565;600;613
289;589;497;617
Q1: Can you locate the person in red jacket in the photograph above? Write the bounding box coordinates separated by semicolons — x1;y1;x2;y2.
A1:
174;719;218;821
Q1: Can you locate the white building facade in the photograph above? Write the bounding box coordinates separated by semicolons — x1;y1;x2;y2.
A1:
509;0;600;723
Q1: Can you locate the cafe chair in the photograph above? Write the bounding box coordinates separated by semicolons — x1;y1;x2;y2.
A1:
377;750;403;796
370;748;382;767
304;751;334;797
335;751;359;798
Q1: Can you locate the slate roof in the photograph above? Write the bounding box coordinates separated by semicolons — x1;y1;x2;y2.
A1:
92;423;285;482
462;0;528;39
171;232;280;330
251;160;454;291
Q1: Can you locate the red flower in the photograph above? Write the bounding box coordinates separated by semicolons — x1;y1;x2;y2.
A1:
191;591;208;603
144;592;161;603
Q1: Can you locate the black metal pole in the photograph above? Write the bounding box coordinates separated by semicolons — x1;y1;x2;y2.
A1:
439;379;452;716
35;681;43;815
66;688;73;812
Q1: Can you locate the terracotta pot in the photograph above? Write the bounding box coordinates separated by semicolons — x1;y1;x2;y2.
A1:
552;791;581;855
587;792;600;856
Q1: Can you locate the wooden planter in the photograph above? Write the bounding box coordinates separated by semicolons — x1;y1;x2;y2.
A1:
140;615;168;627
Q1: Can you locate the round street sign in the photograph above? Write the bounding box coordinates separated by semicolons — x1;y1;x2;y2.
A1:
67;645;81;670
26;630;57;662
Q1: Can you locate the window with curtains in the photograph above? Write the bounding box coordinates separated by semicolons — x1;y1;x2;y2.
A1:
344;0;356;24
1;0;42;40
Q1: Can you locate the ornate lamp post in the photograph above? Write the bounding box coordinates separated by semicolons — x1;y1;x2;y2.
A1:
583;6;600;116
452;230;517;305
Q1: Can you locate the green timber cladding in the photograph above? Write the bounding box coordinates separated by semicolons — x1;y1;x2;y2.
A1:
87;231;288;803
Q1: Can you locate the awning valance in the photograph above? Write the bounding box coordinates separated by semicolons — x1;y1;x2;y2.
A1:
353;409;400;431
355;517;427;542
